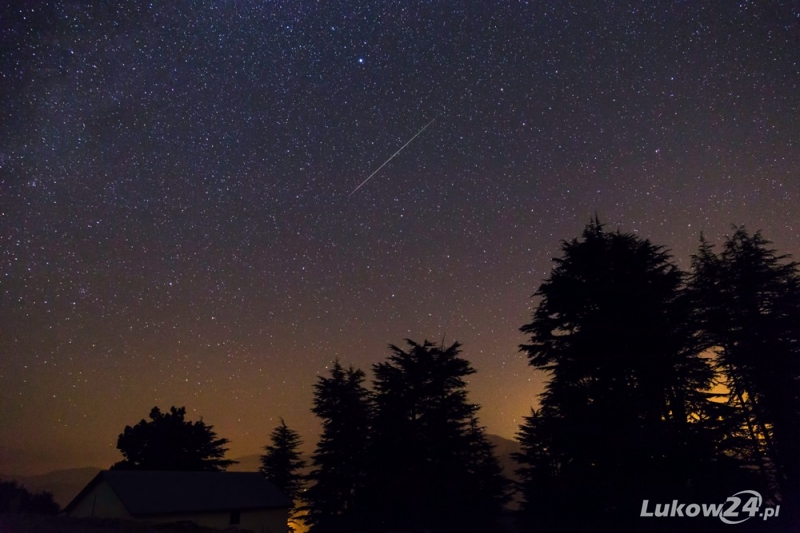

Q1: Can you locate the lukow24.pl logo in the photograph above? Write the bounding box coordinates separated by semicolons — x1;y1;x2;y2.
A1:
641;490;780;524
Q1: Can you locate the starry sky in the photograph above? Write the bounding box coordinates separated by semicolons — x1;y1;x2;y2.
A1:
1;1;798;475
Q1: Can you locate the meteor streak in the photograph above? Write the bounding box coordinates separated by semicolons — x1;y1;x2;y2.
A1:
349;117;437;197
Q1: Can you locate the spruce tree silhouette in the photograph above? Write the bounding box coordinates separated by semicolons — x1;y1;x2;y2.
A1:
260;418;306;504
690;227;800;513
516;220;724;531
364;339;509;533
111;406;236;471
304;360;372;533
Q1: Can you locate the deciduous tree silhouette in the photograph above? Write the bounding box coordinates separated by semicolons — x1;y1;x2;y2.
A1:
364;339;509;533
0;480;59;515
304;361;373;533
690;227;800;506
260;418;306;503
111;406;236;471
516;221;725;530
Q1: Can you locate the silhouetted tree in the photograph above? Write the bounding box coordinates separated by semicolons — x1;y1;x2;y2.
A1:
112;406;236;471
513;408;568;531
690;228;800;505
260;418;306;503
462;416;512;525
0;480;59;515
305;361;373;533
364;339;509;533
516;221;725;530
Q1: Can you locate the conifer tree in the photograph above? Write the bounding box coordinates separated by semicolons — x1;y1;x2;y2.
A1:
260;419;306;503
690;227;800;500
516;221;722;528
365;339;509;533
305;361;372;533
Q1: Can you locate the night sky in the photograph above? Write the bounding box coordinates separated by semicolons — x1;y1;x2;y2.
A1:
2;1;798;475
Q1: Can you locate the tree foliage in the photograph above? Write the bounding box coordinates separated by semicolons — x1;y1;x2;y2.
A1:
0;480;59;515
304;346;507;533
112;406;236;471
690;227;800;499
260;418;306;503
364;340;509;533
304;360;373;533
515;221;729;529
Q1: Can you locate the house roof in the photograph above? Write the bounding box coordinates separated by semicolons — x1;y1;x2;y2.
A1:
64;471;292;516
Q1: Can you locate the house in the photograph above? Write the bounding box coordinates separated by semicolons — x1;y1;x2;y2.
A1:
63;470;292;532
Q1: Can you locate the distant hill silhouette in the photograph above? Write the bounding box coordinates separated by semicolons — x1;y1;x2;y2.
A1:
229;434;520;477
486;434;521;482
1;435;521;510
4;467;102;508
486;434;523;510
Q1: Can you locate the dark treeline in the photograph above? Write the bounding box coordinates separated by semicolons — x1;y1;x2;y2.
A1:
514;221;800;532
110;221;799;532
113;343;510;532
0;480;59;515
301;341;511;533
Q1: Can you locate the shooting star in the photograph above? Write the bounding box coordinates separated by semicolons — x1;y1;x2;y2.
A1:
349;117;437;197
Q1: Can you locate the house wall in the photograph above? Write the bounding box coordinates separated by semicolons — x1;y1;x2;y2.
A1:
236;508;289;533
147;508;288;533
66;480;132;519
67;478;288;532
